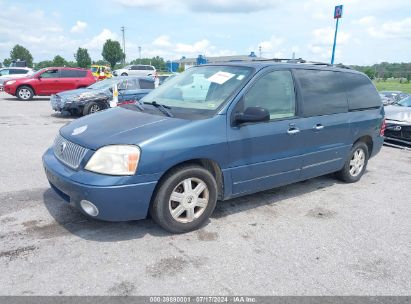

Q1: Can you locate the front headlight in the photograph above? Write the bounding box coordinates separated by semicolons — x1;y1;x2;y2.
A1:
85;145;140;175
5;80;16;85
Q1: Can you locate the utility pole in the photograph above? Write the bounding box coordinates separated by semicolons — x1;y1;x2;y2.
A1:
121;26;126;66
259;46;262;58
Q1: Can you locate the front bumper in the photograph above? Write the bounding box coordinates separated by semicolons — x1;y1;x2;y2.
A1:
42;148;157;221
385;120;411;143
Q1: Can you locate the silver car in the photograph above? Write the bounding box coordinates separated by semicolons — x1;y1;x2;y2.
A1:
0;67;34;91
113;64;156;77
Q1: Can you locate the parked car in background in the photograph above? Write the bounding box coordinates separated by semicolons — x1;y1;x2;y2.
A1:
0;67;34;91
43;61;384;233
113;65;156;77
90;65;112;80
3;67;96;100
50;76;154;116
384;96;411;145
379;91;409;106
158;73;176;86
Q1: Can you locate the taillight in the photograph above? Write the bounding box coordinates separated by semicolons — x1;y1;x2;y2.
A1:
380;118;386;136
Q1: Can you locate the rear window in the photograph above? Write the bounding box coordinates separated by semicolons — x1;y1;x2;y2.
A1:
294;69;348;117
61;70;87;78
342;73;382;110
139;79;155;89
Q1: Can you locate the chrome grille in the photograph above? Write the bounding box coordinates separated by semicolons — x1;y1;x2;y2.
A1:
53;134;88;169
50;95;62;110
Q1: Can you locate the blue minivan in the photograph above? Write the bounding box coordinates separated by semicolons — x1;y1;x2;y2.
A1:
43;61;385;233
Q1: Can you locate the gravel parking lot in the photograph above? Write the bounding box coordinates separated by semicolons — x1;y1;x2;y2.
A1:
0;91;410;296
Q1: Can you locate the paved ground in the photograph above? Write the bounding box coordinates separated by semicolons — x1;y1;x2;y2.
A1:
0;92;410;296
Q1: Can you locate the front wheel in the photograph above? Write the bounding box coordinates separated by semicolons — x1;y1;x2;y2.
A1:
150;165;218;233
121;73;128;76
83;101;103;116
16;86;34;101
336;142;369;183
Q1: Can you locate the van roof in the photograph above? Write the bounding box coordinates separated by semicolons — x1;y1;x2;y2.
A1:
202;59;362;74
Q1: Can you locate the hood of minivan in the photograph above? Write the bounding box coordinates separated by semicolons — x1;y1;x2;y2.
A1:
385;105;411;123
59;107;189;150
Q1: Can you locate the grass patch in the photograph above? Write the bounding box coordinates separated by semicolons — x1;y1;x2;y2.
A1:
373;80;411;93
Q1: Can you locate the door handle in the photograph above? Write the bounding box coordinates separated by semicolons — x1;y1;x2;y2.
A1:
313;124;324;131
287;125;300;135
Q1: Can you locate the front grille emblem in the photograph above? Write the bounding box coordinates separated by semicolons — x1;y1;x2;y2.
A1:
393;126;402;131
59;141;67;154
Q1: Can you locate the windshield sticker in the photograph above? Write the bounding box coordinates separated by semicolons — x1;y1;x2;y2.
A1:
237;75;245;80
207;71;235;85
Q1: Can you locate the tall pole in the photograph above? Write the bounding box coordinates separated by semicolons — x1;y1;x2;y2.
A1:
331;5;343;65
121;26;126;66
138;46;142;63
259;46;262;58
331;18;339;65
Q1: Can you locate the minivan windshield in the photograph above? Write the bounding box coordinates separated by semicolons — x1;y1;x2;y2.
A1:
140;65;253;119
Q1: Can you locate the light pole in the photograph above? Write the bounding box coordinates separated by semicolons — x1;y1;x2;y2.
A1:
121;26;126;66
331;5;343;65
259;46;262;58
138;46;142;63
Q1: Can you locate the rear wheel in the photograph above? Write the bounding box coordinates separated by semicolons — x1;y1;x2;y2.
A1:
336;141;369;183
83;101;102;116
121;73;128;76
150;165;218;233
16;86;34;101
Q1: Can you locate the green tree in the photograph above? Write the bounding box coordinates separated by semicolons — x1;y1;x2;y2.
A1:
34;60;53;70
75;47;91;68
102;39;124;69
3;58;11;67
10;45;33;67
52;55;67;67
363;68;374;80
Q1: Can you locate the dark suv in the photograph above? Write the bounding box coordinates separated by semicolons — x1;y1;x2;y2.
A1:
43;60;384;233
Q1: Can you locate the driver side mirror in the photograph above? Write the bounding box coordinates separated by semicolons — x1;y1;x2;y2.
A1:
234;106;270;124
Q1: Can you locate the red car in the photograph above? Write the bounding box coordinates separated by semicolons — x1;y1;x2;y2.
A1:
3;67;96;101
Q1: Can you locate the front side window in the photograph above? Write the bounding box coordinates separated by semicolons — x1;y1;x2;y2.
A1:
40;69;59;78
141;65;253;118
241;70;296;120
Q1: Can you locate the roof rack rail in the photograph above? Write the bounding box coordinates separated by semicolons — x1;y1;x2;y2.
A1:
251;57;352;69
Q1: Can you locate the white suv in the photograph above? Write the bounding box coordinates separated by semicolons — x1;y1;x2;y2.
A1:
113;65;156;77
0;67;34;91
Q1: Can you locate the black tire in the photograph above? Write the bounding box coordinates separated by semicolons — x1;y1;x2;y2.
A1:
150;165;218;233
336;141;369;183
83;101;103;116
16;86;34;101
121;73;128;76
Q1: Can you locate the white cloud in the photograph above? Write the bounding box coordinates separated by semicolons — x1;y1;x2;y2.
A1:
70;21;88;34
307;27;350;61
116;0;280;13
83;29;119;50
354;16;376;26
367;17;411;39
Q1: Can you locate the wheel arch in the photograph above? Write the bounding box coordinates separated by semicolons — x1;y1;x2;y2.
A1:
151;158;225;203
353;135;373;156
16;84;36;95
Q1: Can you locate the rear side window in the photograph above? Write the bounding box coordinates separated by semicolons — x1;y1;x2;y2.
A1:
342;73;381;110
294;69;348;117
61;70;87;78
147;66;155;70
10;69;28;74
0;69;10;76
139;79;155;89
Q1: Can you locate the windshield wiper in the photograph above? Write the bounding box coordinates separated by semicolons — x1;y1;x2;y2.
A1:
144;101;173;117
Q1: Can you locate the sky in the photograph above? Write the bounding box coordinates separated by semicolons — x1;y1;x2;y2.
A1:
0;0;410;65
